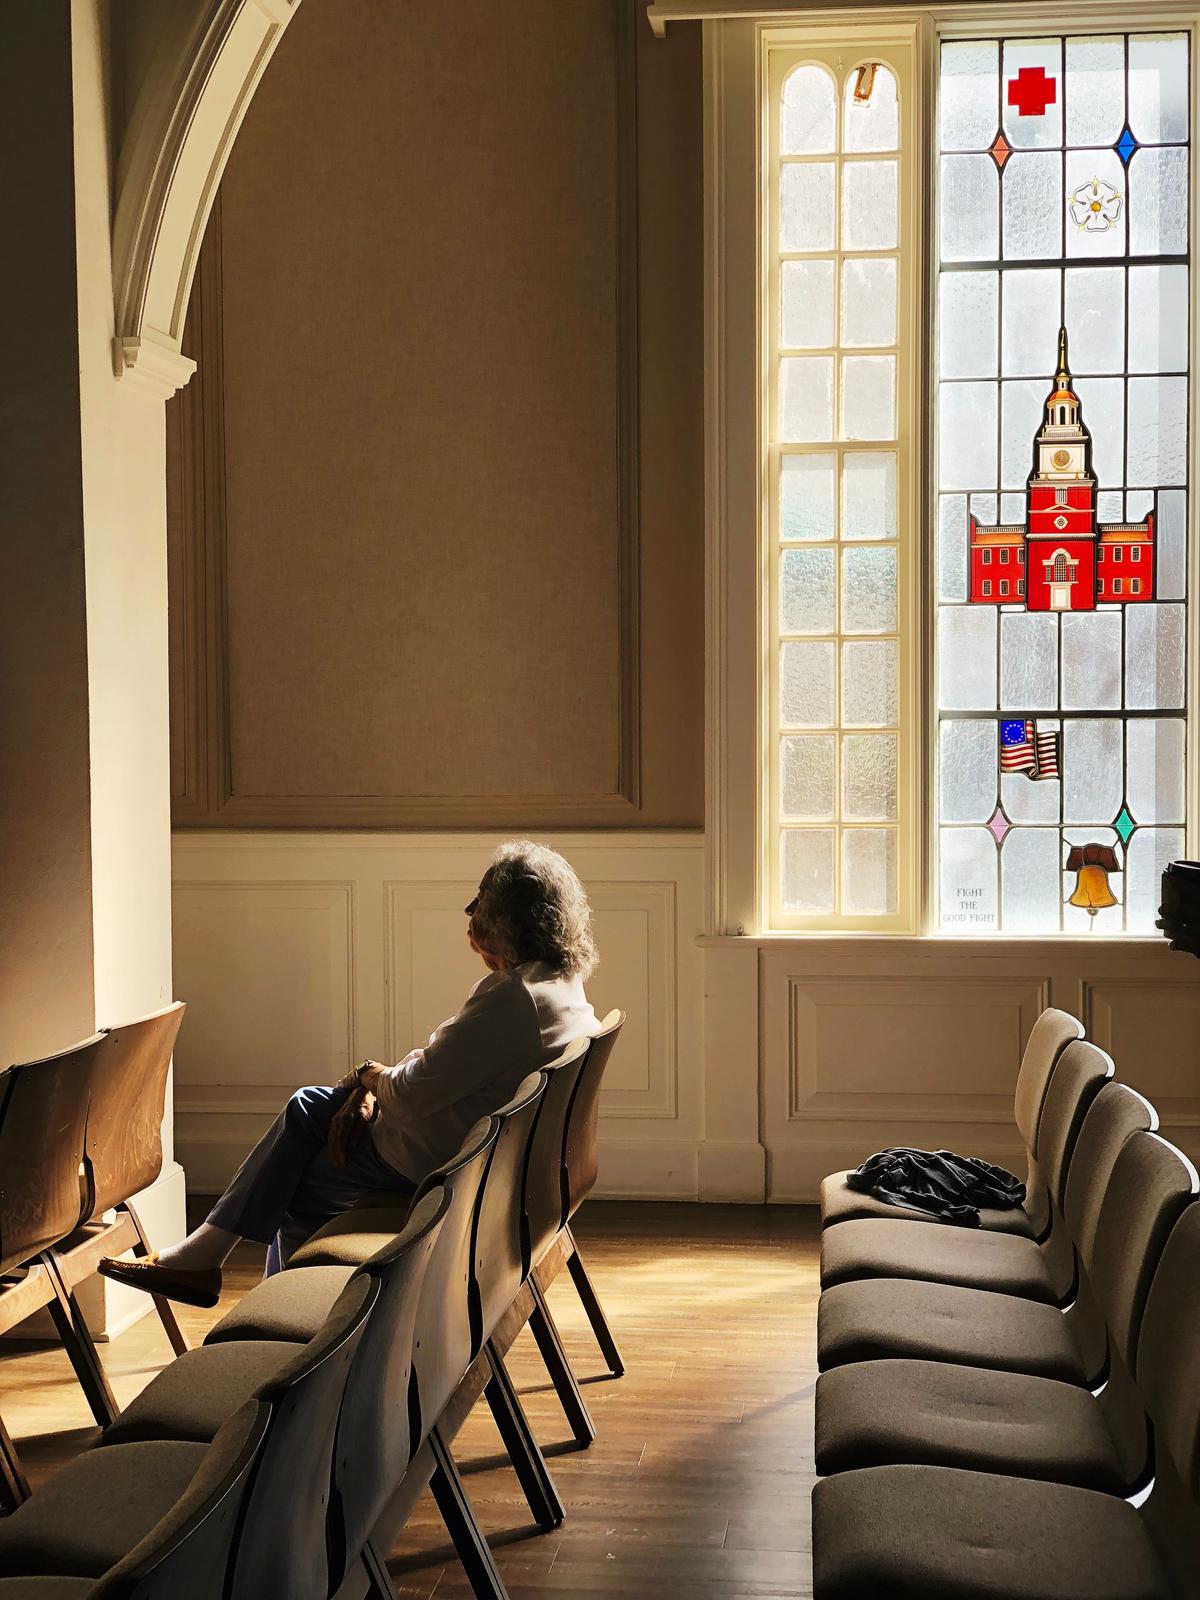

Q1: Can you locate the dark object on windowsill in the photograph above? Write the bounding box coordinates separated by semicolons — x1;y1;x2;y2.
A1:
1157;860;1200;958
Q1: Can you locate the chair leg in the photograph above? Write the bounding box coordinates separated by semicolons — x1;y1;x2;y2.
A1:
41;1255;119;1427
527;1280;595;1448
428;1425;510;1600
483;1340;564;1531
0;1411;30;1512
360;1537;398;1600
124;1202;190;1356
564;1227;624;1378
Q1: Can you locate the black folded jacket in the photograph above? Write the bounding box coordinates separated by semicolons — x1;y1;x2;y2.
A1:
845;1146;1026;1227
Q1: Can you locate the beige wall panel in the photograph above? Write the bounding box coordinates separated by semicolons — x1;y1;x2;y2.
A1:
220;0;621;801
1084;979;1200;1141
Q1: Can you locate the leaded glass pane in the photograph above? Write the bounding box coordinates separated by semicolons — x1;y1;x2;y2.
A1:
1062;718;1123;822
1128;34;1189;144
781;548;836;634
780;163;836;251
841;355;896;440
842;453;897;540
1127;376;1187;486
939;719;999;823
1005;152;1064;259
1061;612;1122;710
938;494;969;602
1126;718;1186;825
941;272;998;378
781;640;835;727
940;828;998;929
780;453;836;541
1064;268;1124;374
841;161;898;250
782;63;837;155
843;829;898;914
779;356;833;442
842;733;898;820
1002;828;1063;933
1127;265;1188;374
841;258;897;347
781;735;836;821
1157;490;1187;600
1065;149;1125;259
1000;612;1058;709
842;639;898;726
1126;603;1187;709
782;259;836;348
841;546;896;633
1063;826;1123;934
1073;378;1124;486
939;382;997;490
1002;39;1063;151
1129;146;1188;257
940;41;999;153
938;606;997;711
1001;381;1049;489
1126;826;1187;926
843;64;899;154
1003;268;1063;377
940;156;999;261
1065;36;1126;147
781;828;835;913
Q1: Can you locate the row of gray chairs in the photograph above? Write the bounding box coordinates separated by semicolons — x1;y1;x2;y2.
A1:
0;1014;625;1600
811;1007;1200;1599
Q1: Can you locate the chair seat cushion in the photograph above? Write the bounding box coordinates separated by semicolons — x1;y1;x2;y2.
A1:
820;1218;1056;1302
812;1464;1171;1600
99;1340;303;1445
203;1263;354;1345
289;1209;410;1268
814;1358;1127;1492
817;1278;1086;1384
0;1441;207;1577
820;1171;1035;1237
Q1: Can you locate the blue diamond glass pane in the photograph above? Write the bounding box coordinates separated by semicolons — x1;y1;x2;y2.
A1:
1115;126;1138;166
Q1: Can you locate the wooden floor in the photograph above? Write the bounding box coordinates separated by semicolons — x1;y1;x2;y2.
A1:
3;1201;821;1599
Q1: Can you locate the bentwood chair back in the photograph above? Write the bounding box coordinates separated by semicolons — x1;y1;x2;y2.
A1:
523;1038;591;1273
475;1072;547;1342
1014;1007;1086;1237
82;1003;185;1216
85;1401;270;1600
331;1187;447;1585
410;1118;499;1437
1029;1040;1114;1219
0;1033;101;1274
563;1012;625;1224
229;1275;379;1600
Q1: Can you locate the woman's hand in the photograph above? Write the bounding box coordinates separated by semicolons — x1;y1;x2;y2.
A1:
328;1085;377;1167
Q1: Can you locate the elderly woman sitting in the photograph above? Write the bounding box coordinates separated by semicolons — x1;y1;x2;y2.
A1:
100;840;601;1307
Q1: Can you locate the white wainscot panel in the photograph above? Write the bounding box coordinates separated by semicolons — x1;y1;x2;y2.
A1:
1084;979;1200;1162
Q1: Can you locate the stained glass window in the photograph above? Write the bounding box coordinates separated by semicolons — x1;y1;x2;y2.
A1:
936;31;1190;933
769;54;913;928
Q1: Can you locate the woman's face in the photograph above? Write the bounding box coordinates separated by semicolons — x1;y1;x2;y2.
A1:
465;870;505;970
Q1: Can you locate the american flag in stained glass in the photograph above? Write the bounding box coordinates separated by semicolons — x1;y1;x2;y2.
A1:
1000;720;1060;780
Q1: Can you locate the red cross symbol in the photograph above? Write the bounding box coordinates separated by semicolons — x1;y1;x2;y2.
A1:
1007;65;1057;117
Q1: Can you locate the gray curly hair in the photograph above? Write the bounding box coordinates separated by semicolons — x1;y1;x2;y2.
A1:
472;840;598;979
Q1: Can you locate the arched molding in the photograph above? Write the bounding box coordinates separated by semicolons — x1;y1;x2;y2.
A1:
112;0;302;400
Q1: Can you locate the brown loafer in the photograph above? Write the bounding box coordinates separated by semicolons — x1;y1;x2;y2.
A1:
98;1256;222;1309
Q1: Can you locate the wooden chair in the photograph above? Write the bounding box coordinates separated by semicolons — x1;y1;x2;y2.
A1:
52;1004;188;1376
0;1032;111;1506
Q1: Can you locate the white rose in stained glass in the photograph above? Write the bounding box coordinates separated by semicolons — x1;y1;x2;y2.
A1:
1068;176;1124;233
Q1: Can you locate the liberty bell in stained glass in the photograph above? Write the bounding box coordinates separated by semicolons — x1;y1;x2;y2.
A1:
1066;842;1120;917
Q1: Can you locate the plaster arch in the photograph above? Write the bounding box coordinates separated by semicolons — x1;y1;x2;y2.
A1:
112;0;302;399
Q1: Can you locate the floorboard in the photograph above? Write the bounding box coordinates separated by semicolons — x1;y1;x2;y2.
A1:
1;1201;820;1599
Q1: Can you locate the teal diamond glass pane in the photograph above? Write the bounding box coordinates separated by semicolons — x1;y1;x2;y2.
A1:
1113;805;1136;846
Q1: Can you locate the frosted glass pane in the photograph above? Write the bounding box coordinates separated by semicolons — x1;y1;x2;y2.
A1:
1065;36;1125;147
1064;269;1125;375
972;493;1000;525
782;260;835;348
1000;612;1058;709
779;356;833;442
782;64;837;155
841;258;897;347
781;548;835;634
781;736;835;821
1003;39;1063;150
941;41;1000;152
939;382;997;490
1063;718;1123;822
1128;34;1190;144
940;156;999;262
1001;381;1047;489
780;454;835;542
1126;491;1154;520
1002;828;1063;934
781;640;835;727
1098;491;1124;521
1063;826;1123;935
781;163;835;252
842;639;898;727
841;356;896;441
842;733;898;821
1126;827;1186;932
1061;612;1122;709
1003;767;1061;824
781;829;835;914
1156;490;1187;600
841;161;898;250
938;494;968;602
1066;150;1126;259
1004;152;1064;260
1128;266;1189;374
940;272;998;378
842;453;896;540
1073;379;1124;489
1129;146;1188;257
999;494;1024;523
843;64;899;153
1127;718;1186;825
843;829;898;915
1127;376;1187;487
939;719;998;823
1126;603;1187;709
842;546;897;633
940;828;998;930
938;605;998;710
1001;268;1062;377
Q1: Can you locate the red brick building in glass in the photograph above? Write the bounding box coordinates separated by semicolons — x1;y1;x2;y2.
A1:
968;327;1154;611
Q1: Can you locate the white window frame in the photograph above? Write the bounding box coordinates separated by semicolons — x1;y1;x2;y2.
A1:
703;1;1200;939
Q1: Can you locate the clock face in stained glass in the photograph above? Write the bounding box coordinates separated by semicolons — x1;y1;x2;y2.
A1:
936;30;1190;934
